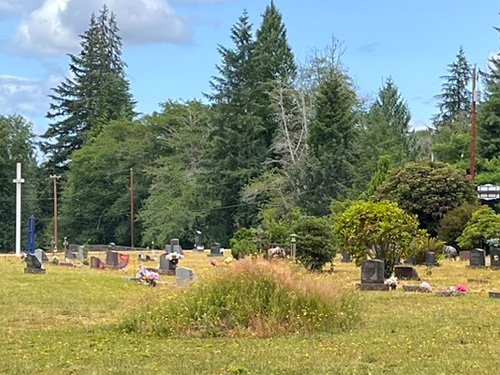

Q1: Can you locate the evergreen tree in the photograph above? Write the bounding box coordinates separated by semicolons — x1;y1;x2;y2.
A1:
41;6;135;170
434;46;472;128
364;78;412;167
253;1;297;159
206;12;265;243
479;25;500;160
296;71;358;216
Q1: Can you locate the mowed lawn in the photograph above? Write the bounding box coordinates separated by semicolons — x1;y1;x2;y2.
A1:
1;252;500;375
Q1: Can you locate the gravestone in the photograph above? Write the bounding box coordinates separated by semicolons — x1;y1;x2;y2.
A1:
65;249;77;260
106;250;119;268
459;251;471;261
158;253;177;275
404;256;416;265
76;246;86;261
444;245;458;260
195;231;204;252
359;260;388;291
341;251;352;263
164;238;183;254
394;266;420;280
491;248;500;268
24;254;46;274
209;243;222;257
34;249;49;263
470;249;486;268
403;285;431;293
425;252;438;266
176;267;196;287
90;256;103;269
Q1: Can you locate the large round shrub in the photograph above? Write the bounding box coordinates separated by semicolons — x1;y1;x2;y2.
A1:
376;161;476;235
334;200;419;278
458;206;500;250
437;203;481;249
230;228;259;259
292;216;337;271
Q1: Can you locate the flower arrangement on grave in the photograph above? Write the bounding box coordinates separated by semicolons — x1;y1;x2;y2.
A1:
267;247;286;259
166;252;184;265
210;259;218;266
52;256;59;265
224;256;234;265
384;276;398;290
136;265;159;286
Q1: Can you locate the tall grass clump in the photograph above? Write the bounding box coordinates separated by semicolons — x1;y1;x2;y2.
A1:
121;260;360;338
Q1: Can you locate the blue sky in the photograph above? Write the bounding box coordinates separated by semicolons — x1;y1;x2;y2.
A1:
1;0;500;135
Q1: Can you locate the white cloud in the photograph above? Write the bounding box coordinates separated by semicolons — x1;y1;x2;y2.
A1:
0;0;44;16
12;0;193;56
0;73;61;118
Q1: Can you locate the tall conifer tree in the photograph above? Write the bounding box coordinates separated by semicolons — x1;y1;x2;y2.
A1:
296;71;358;216
42;6;135;170
434;47;472;128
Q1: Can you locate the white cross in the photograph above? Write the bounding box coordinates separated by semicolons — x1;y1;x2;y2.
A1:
12;163;24;257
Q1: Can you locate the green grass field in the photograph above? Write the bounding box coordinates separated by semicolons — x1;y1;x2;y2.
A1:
1;252;500;374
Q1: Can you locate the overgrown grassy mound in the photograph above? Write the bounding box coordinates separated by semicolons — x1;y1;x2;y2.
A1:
121;260;360;338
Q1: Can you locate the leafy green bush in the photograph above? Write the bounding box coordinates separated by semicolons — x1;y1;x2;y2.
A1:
376;161;477;235
437;203;481;249
230;228;259;259
334;200;419;278
409;229;445;264
292;216;337;271
121;260;360;338
458;206;500;250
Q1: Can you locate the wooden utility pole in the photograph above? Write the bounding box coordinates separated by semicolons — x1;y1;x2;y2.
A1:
130;168;134;249
470;65;477;181
50;175;61;251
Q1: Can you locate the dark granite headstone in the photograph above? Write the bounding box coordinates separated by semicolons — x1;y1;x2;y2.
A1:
209;242;222;257
24;254;46;274
170;239;183;254
425;252;437;266
491;248;500;268
361;259;385;284
404;256;416;265
341;251;352;263
158;254;177;275
195;231;204;251
394;266;420;280
470;249;486;268
106;250;119;268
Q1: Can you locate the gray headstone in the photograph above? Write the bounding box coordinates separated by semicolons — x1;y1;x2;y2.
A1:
341;251;352;263
209;242;222;257
195;231;204;251
106;250;119;267
491;248;500;268
176;267;196;287
90;256;102;268
425;252;437;266
470;249;486;267
24;254;46;274
159;254;169;271
444;245;458;259
361;260;384;284
77;246;85;260
170;238;183;254
35;249;49;263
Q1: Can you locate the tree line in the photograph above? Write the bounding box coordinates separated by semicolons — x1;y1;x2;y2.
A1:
2;3;500;251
